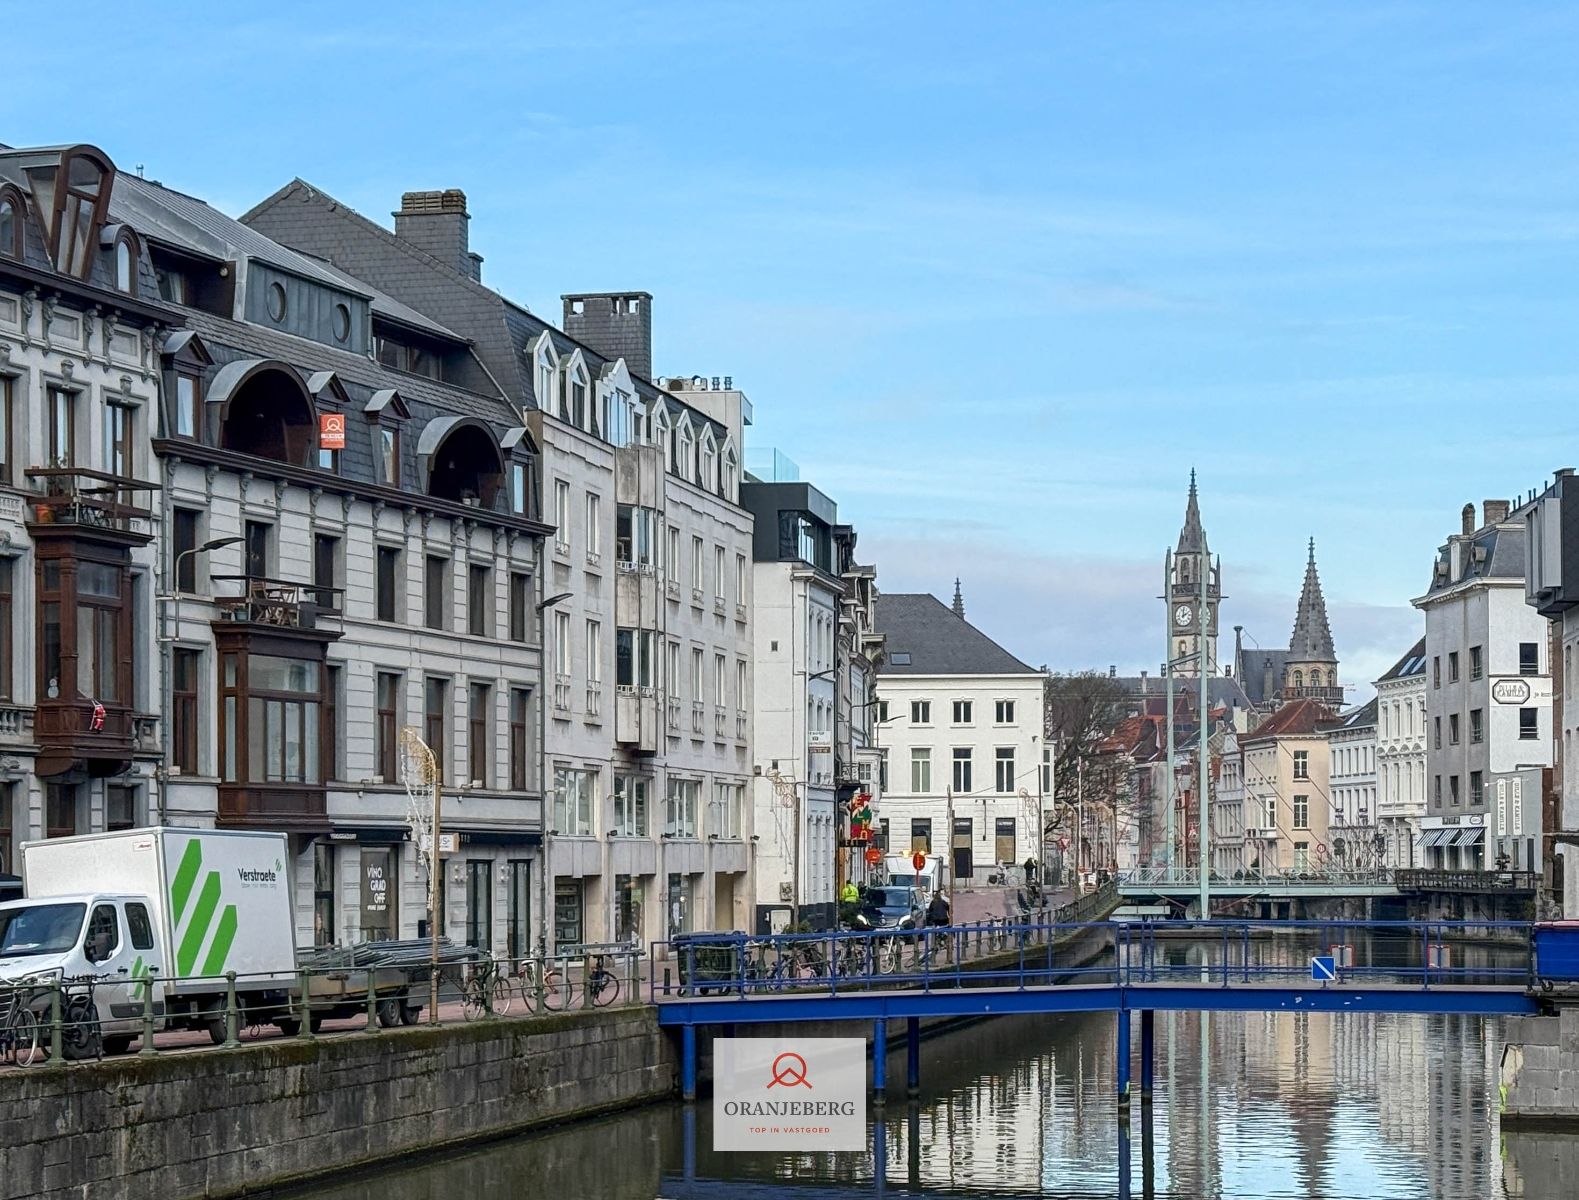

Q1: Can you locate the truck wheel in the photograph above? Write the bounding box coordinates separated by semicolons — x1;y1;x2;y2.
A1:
274;1018;301;1037
309;1013;325;1034
399;1003;420;1026
100;1035;135;1056
377;999;402;1028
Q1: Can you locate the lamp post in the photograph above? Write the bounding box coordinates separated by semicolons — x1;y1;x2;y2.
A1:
157;536;242;824
536;591;574;957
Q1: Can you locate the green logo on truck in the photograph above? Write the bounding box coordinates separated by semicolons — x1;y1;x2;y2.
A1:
169;840;239;978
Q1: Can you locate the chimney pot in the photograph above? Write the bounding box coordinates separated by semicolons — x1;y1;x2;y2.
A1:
1461;503;1475;537
394;189;477;279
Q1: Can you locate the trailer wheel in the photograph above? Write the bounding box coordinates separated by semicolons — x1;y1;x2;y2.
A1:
274;1018;301;1037
377;999;402;1028
399;1002;420;1026
100;1035;135;1057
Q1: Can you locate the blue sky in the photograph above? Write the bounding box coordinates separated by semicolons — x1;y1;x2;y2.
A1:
7;2;1579;694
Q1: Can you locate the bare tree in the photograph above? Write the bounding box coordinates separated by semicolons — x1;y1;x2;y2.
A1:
1042;671;1134;833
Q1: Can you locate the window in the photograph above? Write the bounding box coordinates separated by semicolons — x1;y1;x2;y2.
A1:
1434;716;1441;749
554;480;571;551
665;778;699;838
1434;775;1441;805
952;747;972;792
614;775;651;836
691;536;704;591
995;699;1016;724
465;860;492;951
468;563;491;637
1433;656;1441;688
736;554;746;605
114;232;137;294
910;818;932;853
736;659;747;710
1041;745;1054;794
313;533;339;611
714;782;743;839
615;505;657;567
586;620;602;683
1449;714;1460;745
1470;771;1483;806
691;647;704;701
424;556;448;630
126;902;155;953
243;520;271;581
1520;642;1540;676
0;188;19;258
554;611;571;677
667;527;681;580
879;750;889;791
1470;708;1484;743
313;843;336;948
106;785;135;831
424;677;449;775
615;628;655;689
1293;750;1309;780
586;493;601;557
911;747;932;792
509;573;531;642
102;402;132;478
714;545;726;600
952;700;973;724
172;508;200;593
0;375;11;485
171;648;200;774
1448;652;1459;682
714;654;726;707
218;655;323;785
375;547;400;622
552;767;594;836
911;700;931;725
1469;646;1483;680
1293;795;1309;830
995;748;1015;793
46;386;74;467
375;672;400;782
995;817;1017;864
376;426;400;486
42;559;127;705
467;682;490;787
1450;775;1460;806
509;461;528;515
509;689;531;790
1520;707;1539;740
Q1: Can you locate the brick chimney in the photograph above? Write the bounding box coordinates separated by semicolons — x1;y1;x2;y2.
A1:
562;292;653;380
1461;503;1476;536
394;190;482;281
1483;499;1511;525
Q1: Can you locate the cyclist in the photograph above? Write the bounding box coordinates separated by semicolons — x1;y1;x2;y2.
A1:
926;890;951;928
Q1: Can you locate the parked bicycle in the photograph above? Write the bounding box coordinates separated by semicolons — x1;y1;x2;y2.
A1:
0;979;39;1066
512;956;570;1011
558;953;621;1009
461;956;512;1020
59;975;102;1059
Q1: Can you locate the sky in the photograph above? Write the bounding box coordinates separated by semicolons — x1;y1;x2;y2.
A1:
6;2;1579;698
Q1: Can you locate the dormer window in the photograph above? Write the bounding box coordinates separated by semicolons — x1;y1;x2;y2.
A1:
377;428;399;486
531;333;559;416
25;145;115;280
723;447;738;502
677;424;695;481
365;389;410;488
107;227;140;296
565;354;589;428
700;433;717;492
161;331;213;441
500;426;536;518
0;185;23;259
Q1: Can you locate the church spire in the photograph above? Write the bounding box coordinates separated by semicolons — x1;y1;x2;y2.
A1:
951;577;965;619
1177;469;1206;553
1289;538;1336;661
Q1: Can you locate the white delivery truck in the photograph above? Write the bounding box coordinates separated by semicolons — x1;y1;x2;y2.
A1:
883;852;948;902
2;827;298;1053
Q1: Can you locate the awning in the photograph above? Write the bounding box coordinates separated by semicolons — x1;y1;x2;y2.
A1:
1452;827;1485;846
1416;828;1452;849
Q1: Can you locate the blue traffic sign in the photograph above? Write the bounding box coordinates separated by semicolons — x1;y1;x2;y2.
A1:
1311;956;1337;982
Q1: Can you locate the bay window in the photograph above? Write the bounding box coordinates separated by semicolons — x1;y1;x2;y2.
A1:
616;627;654;689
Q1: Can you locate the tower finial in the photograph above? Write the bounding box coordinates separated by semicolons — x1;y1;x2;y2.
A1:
1177;471;1205;554
951;577;965;619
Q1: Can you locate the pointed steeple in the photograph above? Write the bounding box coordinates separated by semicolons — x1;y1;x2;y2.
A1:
1289;539;1336;661
951;578;965;619
1177;469;1206;553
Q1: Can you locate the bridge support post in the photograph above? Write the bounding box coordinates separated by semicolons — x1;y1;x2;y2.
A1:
681;1025;698;1103
906;1017;921;1097
1140;1009;1155;1104
1116;1010;1132;1111
873;1019;888;1106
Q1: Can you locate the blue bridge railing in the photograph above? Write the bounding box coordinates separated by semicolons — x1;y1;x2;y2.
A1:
651;918;1539;1002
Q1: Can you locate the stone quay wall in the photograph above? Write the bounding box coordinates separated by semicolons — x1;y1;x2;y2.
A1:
0;1007;675;1200
1500;1008;1579;1126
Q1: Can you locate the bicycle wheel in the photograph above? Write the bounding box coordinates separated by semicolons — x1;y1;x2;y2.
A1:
462;979;486;1021
491;975;513;1016
590;972;620;1008
542;969;570;1010
11;1009;38;1066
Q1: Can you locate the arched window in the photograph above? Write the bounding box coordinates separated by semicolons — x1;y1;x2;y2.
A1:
1310;669;1323;688
1292;670;1304;689
532;334;559;417
211;361;316;466
31;146;115;278
113;228;139;296
0;185;22;259
678;425;695;481
723;447;738;502
700;435;717;492
421;418;507;506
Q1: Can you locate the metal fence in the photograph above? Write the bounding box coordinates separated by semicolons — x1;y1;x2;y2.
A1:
0;947;644;1068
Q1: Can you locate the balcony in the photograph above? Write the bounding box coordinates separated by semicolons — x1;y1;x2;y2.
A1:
24;468;158;546
553;538;571;562
0;704;31;740
212;577;342;632
667;697;682;732
1279;684;1346;706
218;782;328;831
691;701;705;735
553;675;573;712
736;712;748;742
1395;868;1540;894
714;705;728;738
585;685;602;720
34;701;140;778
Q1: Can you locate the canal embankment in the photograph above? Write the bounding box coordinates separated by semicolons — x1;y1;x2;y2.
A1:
1500;1008;1579;1129
0;1006;674;1200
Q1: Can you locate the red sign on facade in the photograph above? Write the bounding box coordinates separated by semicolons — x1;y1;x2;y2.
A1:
319;412;347;450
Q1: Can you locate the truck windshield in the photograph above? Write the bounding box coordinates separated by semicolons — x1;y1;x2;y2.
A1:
0;903;87;958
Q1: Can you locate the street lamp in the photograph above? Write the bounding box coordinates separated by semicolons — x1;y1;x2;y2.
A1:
534;591;573;957
157;536;243;824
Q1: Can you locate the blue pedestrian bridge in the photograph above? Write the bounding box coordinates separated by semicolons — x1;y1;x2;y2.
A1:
651;918;1550;1106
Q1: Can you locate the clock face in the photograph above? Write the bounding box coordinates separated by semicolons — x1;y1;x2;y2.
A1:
1174;604;1194;627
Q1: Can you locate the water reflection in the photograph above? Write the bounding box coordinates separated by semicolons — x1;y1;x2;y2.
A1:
285;1007;1575;1200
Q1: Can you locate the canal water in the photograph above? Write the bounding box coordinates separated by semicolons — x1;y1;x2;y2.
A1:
281;1003;1576;1199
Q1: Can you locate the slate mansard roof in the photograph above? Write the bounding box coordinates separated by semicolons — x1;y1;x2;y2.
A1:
874;594;1039;678
1377;637;1428;683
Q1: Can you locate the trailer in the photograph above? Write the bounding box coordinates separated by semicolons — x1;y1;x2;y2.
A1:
1531;921;1579;1000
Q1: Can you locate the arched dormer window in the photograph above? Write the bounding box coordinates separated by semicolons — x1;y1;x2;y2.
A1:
563;351;589;429
530;333;559;416
420;417;507;507
208;360;316;466
722;442;739;502
677;417;695;482
699;429;717;492
25;145;115;279
0;185;23;259
101;224;140;296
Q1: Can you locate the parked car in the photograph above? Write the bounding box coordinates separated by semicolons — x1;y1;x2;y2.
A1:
861;886;924;930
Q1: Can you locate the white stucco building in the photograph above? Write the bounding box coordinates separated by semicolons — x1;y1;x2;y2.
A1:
1375;637;1428;868
1327;699;1379;868
873;590;1044;885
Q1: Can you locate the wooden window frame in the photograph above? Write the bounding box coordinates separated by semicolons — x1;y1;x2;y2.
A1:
508;572;530;642
425;676;449;776
375;546;400;623
375;671;401;782
0;185;23;259
46;385;76;468
467;681;490;788
171;647;200;774
509;688;530;791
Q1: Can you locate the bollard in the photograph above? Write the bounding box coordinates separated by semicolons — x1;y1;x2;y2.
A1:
49;980;63;1062
139;969;157;1057
365;968;379;1033
223;971;241;1048
296;970;316;1041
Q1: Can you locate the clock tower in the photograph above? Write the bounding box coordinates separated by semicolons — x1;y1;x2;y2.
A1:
1164;471;1223;677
